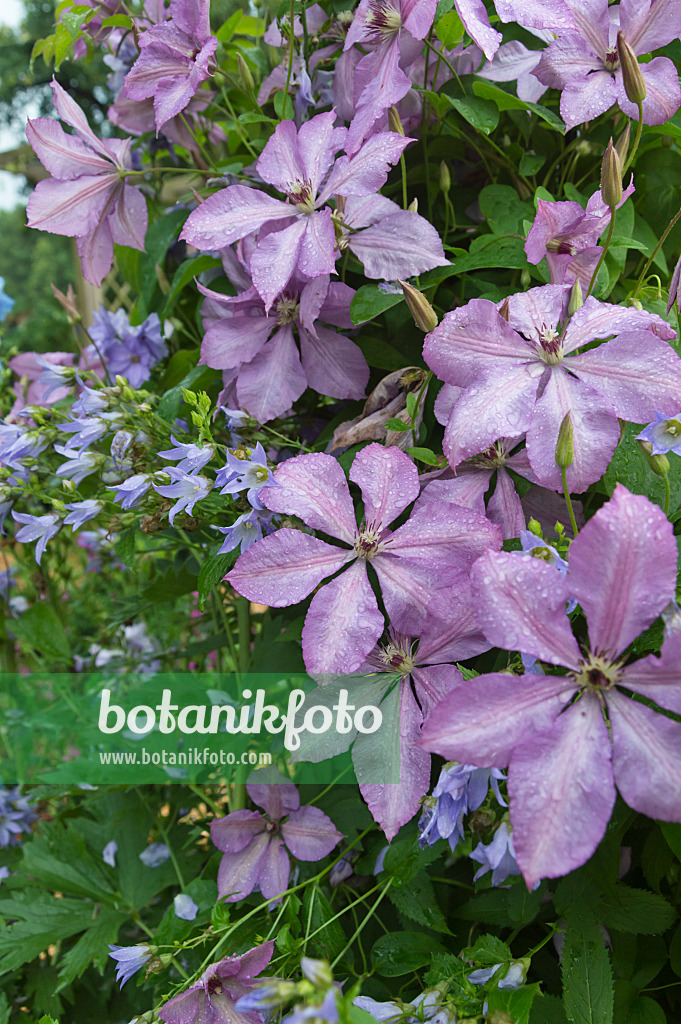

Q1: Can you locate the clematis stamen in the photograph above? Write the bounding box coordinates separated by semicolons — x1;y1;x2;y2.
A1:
366;0;402;41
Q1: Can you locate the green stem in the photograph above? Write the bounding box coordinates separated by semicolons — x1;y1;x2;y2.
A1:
632;206;681;301
622;101;643;175
586;209;616;299
422;38;462;91
282;0;296;118
664;471;671;517
400;152;408;210
330;878;394;968
561;466;579;537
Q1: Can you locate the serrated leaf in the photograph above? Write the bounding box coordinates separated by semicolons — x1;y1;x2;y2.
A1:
56;907;127;989
198;548;239;609
381;836;441;886
114;528;136;568
487;983;541;1024
530;993;568;1024
466;933;511;966
303;886;347;961
372;931;447;977
10;604;70;662
562;911;613;1024
0;892;95;972
598;884;676;935
389;871;449;933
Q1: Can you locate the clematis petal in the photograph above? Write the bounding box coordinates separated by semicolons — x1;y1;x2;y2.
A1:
443;364;544;468
526;365;620;492
302;560;384;673
349;443;419;531
211;810;264;854
257;838;291;902
487;467;526;540
236;324;307;422
382;501;502;571
560;70;618;129
260;452;357;544
349;209;448;279
509;695;616;888
424;298;536;386
563;297;676;353
296;112;347;195
617;56;681;125
506;284;566;338
281;805;343;859
414;471;490;516
50;79;114;160
618;634;681;715
25;117;113;179
470;549;582;668
109;183;148;252
454;0;501;57
567;484;677;659
247;776;300;819
609;690;681;823
620;0;681;55
359;681;433;840
26;175;113;237
201;316;273;370
227;529;353;606
77;218;115;287
297;210;338;281
419;671;574;767
534;33;601;89
250;219;309;312
217;831;270;901
256;118;305;193
320;122;411;199
566;331;681;423
180;185;292;250
400;0;439;39
419;578;490;663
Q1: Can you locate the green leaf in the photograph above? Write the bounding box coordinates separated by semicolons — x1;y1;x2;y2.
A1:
356;335;408;371
385;418;411;432
114;528;136;569
466;933;511;966
56;907;127;989
0;891;95;972
519;153;546;176
487;984;541;1024
445;95;499;135
662;822;681;861
53;23;73;68
562;911;614;1024
670;922;681;978
388;872;449;933
21;822;116;902
157;365;220;421
198;547;239;609
381;836;441;886
350;285;403;325
406;446;441;466
371;931;447;977
303;886;347;961
133;208;189;321
449;234;528;272
436;10;464;47
479;184;534;235
161;254;221;315
530;994;568;1024
217;9;243;42
472;81;567;133
604;422;681;514
10;605;70;662
598;885;676;935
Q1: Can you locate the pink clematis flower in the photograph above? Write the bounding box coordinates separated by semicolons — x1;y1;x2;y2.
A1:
199;272;368;422
123;0;217;131
227;444;501;673
419;486;681;887
180;111;411;310
26;80;147;287
534;0;681;128
210;771;343;902
424;285;681;492
159;942;276;1024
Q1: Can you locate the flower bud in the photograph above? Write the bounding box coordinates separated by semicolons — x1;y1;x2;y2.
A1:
439;160;451;194
615;120;631;165
61;478;76;492
387;105;405;136
568;278;584;316
555;412;574;469
408;197;418;213
398;280;438;332
498;297;510;322
601;139;622;210
237;53;256;98
301;957;334;988
638;439;670;477
617;31;646;105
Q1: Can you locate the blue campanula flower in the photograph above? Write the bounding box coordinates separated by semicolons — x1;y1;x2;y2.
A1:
470;821;522;887
419;763;506;852
636;411;681;456
108;473;152;510
217;442;275;508
108;944;154;988
153;468;212;524
174;894;199;920
102;840;118;867
217;509;276;555
0;278;14;322
54;445;101;485
64;499;102;531
11;511;61;565
0;786;37;846
159;435;213;473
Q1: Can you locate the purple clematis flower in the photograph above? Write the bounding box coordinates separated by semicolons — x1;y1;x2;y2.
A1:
419;761;506;852
534;0;681;128
12;511;61;565
210;771;342;902
154;468;212;525
636;411;681;455
123;0;217;131
424;284;681;492
180;112;411;310
478;38;548;104
200;274;368;422
525;181;635;288
159;942;276;1024
227;444;501;673
26;80;147;286
420;486;681;887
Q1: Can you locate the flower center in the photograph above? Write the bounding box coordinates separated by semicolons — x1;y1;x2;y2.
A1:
604;47;619;72
264;819;279;834
574;654;620;691
354;525;383;558
377;639;414;675
537;324;563;364
663;418;681;438
472;441;507;469
366;0;402;40
285;179;315;213
275;296;300;325
546;239;578;256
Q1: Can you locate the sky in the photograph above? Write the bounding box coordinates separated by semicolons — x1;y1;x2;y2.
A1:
0;0;31;210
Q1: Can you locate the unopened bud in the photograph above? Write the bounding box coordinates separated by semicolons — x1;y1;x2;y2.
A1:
615;120;631;165
301;957;334;988
638;439;670;477
498;297;510;322
617;31;646;105
51;282;81;323
601;138;622;210
115;375;128;389
387;105;405;136
398;280;438;332
237;53;256;97
408;197;418;213
439;160;451;194
555;412;574;469
61;478;76;492
568;278;584;316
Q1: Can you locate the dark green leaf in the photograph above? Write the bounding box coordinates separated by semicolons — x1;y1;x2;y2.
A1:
350;286;403;325
562;911;613;1024
445;95;499;135
372;931;447;977
389;871;449;933
198;548;239;609
598;885;676;935
114;528;136;569
530;994;568;1024
487;983;541;1024
162;254;221;316
472;81;566;133
10;605;70;662
466;933;511;966
385;418;411;431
